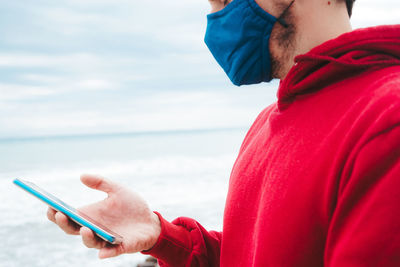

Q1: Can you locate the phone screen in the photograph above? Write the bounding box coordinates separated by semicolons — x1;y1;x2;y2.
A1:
13;178;123;244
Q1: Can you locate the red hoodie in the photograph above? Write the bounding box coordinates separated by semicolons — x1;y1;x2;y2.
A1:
144;25;400;266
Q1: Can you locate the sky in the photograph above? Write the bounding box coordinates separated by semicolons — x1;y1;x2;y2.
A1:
0;0;399;139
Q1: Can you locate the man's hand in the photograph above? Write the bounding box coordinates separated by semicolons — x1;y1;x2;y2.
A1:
46;174;161;259
208;0;232;13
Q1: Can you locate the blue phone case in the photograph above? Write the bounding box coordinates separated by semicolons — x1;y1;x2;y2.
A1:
13;178;123;244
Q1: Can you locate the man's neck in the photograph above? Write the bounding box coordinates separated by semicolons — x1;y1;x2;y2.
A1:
279;0;353;80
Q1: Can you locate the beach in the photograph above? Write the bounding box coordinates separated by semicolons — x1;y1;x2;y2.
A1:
0;128;245;266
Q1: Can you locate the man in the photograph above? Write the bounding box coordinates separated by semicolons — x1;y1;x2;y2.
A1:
47;0;400;266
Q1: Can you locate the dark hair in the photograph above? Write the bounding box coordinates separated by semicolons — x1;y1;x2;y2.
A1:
346;0;355;17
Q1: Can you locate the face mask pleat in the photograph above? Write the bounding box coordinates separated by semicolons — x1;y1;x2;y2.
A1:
205;0;278;86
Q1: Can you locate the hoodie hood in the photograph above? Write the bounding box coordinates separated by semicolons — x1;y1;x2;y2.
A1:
278;25;400;109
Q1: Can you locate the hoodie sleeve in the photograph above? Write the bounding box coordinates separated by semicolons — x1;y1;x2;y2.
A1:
142;212;221;267
325;124;400;267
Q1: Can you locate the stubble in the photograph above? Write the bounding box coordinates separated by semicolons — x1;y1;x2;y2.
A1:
270;6;297;79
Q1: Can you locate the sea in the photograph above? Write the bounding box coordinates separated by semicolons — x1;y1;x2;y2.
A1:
0;128;248;267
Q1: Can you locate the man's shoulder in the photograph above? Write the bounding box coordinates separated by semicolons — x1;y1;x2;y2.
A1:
348;65;400;142
237;104;276;154
366;65;400;98
349;65;400;114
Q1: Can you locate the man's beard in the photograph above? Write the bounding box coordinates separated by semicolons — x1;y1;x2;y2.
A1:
270;8;297;79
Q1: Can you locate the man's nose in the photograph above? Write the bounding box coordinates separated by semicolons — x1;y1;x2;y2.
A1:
208;0;232;13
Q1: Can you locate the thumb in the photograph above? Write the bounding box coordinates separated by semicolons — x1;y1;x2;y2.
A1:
80;174;119;194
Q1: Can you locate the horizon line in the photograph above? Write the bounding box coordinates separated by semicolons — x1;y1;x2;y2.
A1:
0;126;247;143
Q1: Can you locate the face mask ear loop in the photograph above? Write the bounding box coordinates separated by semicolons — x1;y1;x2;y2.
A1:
276;0;295;28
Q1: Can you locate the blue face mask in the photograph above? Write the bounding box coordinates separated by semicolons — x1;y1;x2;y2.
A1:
204;0;293;86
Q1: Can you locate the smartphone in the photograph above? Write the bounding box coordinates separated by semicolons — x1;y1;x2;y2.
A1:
13;178;123;245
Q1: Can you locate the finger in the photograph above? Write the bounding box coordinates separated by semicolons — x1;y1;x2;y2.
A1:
47;207;57;223
80;174;119;194
80;227;106;249
99;245;123;259
54;212;80;235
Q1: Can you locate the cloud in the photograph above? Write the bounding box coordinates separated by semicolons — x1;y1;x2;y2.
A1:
0;82;278;138
3;0;209;52
351;0;400;28
21;74;65;84
76;79;114;90
0;53;107;68
0;84;54;100
0;78;118;101
0;0;398;139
